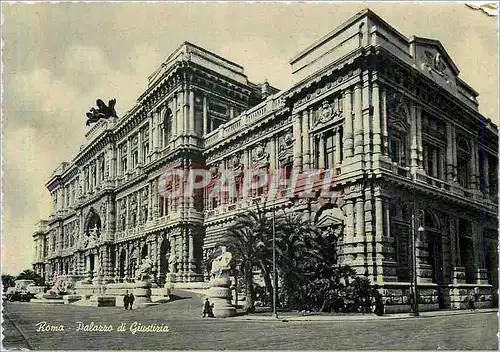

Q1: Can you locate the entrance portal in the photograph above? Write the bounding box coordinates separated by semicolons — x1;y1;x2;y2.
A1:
159;240;170;287
119;250;126;281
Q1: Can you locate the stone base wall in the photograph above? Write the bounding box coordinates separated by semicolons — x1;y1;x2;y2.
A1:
449;284;494;309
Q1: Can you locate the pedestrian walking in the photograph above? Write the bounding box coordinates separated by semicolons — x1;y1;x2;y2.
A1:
468;292;475;311
129;292;135;310
202;298;211;318
123;291;130;310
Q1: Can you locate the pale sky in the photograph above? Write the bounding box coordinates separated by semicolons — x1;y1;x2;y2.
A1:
1;2;498;275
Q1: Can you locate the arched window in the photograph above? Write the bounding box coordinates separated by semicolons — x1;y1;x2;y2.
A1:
162;108;173;147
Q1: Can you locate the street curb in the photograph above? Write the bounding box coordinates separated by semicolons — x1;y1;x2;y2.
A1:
226;309;498;322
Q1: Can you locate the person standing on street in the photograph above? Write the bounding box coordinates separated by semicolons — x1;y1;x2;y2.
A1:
129;292;135;310
123;291;130;310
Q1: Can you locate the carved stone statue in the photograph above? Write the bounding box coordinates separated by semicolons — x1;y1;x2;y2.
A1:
86;99;118;126
210;246;233;278
136;258;154;281
168;252;178;273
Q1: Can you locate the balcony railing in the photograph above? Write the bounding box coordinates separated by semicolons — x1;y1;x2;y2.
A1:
204;92;285;148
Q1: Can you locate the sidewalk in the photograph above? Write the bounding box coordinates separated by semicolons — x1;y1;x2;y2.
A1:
229;308;498;322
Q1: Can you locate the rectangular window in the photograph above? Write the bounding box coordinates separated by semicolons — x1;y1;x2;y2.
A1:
132;150;138;168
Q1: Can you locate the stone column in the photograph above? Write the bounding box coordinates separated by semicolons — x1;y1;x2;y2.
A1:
446;124;454;181
243;149;250;199
153;179;159;220
355;197;365;239
343;88;354;158
183;89;189;136
380;87;388;156
127;138;132;172
188;230;195;278
470;140;479;189
202;95;208;136
344;200;355;263
451;126;457;180
334;128;342;169
374;194;385;282
483;153;490;194
362;77;371;166
269;136;277;171
353;84;364;157
318;135;325;169
292;114;302;169
189;89;195;136
410;102;418;170
416;106;423;169
95;156;102;187
302;109;311;170
149;113;155;155
173;93;178;138
137;129;143;165
372;83;382;156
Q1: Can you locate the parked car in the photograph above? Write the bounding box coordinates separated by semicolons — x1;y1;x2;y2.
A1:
5;287;35;302
5;279;37;302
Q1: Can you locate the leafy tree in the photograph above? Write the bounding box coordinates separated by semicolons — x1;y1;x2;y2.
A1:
2;274;16;292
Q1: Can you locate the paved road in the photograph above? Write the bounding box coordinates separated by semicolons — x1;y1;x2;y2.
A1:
2;290;498;350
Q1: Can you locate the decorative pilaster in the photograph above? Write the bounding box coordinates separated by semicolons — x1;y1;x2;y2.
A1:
318;134;325;169
372;83;382;156
353;84;364;157
183;88;189;136
362;77;371;169
173;93;178;138
189;89;195;136
202;95;208;136
343;199;355;263
292;114;302;169
302;109;311;170
381;86;388;156
470;139;479;190
334;128;342;169
355;197;365;239
483;153;490;194
269;136;277;170
446;124;454;181
410;102;418;170
416;106;423;169
343;88;354;158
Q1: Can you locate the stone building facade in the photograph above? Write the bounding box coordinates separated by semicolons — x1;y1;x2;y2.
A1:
34;9;498;311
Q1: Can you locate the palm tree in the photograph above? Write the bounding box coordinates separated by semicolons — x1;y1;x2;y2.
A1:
219;202;271;313
16;269;43;285
274;212;322;308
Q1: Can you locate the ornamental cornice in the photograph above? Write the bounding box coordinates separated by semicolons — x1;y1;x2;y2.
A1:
138;61;184;105
74;130;115;167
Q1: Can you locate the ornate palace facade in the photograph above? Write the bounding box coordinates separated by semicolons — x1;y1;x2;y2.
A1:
33;9;498;311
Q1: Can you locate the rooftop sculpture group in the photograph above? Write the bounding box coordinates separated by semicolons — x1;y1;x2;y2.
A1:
86;99;118;126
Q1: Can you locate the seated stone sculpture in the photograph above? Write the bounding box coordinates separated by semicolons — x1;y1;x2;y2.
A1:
210;246;232;278
136;258;154;281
